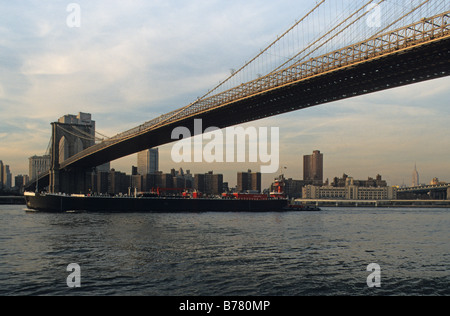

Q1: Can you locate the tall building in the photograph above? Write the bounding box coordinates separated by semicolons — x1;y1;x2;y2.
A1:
205;171;223;196
108;169;129;195
29;155;51;180
194;174;205;193
237;169;262;193
137;148;159;175
2;164;12;190
194;171;223;195
303;150;323;185
412;164;419;187
15;175;29;193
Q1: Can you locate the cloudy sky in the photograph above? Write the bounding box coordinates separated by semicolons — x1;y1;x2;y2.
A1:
0;0;449;189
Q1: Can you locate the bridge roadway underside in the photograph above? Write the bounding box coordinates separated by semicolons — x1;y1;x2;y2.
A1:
74;37;450;169
30;37;450;194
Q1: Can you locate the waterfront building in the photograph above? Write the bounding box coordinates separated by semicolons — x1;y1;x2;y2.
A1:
331;174;387;188
194;174;205;193
108;169;129;195
28;155;51;180
430;177;446;186
14;175;29;193
237;170;262;193
171;168;193;190
303;150;323;185
97;171;109;194
194;171;223;196
302;184;397;200
137;148;159;175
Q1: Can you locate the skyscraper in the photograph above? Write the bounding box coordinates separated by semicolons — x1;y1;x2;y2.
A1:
237;170;262;193
195;171;223;195
303;150;324;185
0;162;12;190
137;148;159;175
29;155;51;180
412;164;419;187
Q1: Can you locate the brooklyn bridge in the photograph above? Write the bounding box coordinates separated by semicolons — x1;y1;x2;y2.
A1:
25;0;450;194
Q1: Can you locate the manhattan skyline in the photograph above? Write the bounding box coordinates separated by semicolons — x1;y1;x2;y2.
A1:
0;1;449;189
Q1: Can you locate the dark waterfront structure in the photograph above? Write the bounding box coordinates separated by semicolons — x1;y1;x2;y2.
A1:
397;184;450;200
24;193;288;213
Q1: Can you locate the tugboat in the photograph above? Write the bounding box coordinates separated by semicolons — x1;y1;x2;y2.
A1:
270;175;321;212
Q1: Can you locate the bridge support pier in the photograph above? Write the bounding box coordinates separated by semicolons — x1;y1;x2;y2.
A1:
49;167;94;195
447;188;450;200
58;168;93;195
49;169;60;194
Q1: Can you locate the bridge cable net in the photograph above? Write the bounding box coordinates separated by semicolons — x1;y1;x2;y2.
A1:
142;0;448;127
61;0;450;167
121;0;447;130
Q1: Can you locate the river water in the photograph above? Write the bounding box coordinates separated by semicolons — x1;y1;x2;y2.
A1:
0;205;448;296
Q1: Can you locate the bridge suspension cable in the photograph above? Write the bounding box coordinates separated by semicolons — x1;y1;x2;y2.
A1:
56;125;99;142
271;0;386;74
197;0;327;102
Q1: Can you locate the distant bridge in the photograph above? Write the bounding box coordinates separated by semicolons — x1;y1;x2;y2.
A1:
397;183;450;200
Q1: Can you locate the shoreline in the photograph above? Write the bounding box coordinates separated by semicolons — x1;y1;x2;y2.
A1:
0;196;26;205
1;196;449;209
296;199;450;208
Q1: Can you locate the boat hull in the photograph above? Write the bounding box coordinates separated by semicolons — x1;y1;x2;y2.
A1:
24;193;290;213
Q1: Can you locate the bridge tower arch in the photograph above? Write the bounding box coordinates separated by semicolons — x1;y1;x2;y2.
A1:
49;122;95;194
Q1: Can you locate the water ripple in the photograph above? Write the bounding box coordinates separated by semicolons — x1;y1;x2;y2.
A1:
0;206;449;296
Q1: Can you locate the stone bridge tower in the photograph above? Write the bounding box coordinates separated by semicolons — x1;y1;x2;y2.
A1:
49;113;96;194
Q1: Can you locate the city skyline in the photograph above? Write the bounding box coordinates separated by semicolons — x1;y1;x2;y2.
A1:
0;1;449;189
0;149;441;192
